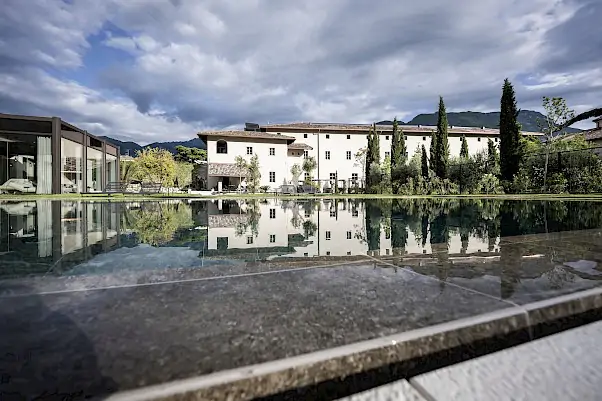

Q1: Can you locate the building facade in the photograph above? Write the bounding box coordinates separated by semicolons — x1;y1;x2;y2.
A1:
198;122;543;191
0;114;120;194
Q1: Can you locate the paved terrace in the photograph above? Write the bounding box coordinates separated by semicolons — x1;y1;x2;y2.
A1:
2;229;602;400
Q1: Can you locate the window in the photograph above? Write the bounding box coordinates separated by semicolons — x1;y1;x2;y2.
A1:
217;140;227;154
304;252;309;256
346;151;351;160
304;134;308;138
269;172;276;182
217;237;228;250
352;209;359;217
330;210;336;217
352;172;358;181
269;147;275;156
385;151;390;157
270;208;276;218
325;150;330;160
305;210;311;218
477;137;481;142
405;135;408;140
304;150;308;159
385;135;389;140
495;138;498;142
347;231;352;239
304;172;311;181
270;234;276;243
347;135;351;139
422;136;426;141
326;251;331;256
247;236;253;244
330;173;336;180
347;251;352;256
246;146;253;155
386;249;390;255
326;134;330;139
326;231;331;240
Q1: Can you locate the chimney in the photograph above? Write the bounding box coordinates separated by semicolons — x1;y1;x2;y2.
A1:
596;118;602;129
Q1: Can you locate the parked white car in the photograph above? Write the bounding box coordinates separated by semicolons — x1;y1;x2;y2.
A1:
0;179;37;194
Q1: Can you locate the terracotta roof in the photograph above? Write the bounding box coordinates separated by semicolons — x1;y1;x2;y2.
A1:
208;163;247;177
198;130;296;141
260;122;543;136
288;142;313;150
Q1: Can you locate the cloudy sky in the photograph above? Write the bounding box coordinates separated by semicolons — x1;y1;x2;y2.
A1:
0;0;600;144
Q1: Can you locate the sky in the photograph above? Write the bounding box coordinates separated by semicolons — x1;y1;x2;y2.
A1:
0;0;600;145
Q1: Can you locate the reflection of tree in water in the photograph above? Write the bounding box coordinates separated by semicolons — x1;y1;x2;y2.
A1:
364;201;382;253
391;200;408;255
235;200;261;238
302;220;317;239
125;202;194;246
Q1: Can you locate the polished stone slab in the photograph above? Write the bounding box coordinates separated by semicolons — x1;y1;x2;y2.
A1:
412;319;602;401
0;263;514;400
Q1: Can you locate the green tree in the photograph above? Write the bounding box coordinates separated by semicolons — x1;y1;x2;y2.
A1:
429;131;437;173
246;154;261;193
537;96;575;190
132;147;176;186
290;163;302;185
174;162;193;188
174;146;207;163
460;135;469;158
421;145;429;178
391;117;407;170
434;96;450;178
558;107;602;130
487;139;500;175
365;124;381;192
499;78;521;183
302;156;317;185
235;155;248;191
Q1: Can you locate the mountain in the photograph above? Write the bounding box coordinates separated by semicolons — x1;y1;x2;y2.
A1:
102;136;206;156
402;110;581;133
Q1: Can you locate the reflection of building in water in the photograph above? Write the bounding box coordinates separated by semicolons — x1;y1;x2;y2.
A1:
204;199;501;259
0;201;121;277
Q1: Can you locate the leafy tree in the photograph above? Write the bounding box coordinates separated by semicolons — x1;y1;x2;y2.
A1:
246;154;261;193
487;139;500;175
120;160;137;182
460;135;469;158
235;156;248;190
302;156;317;185
434;96;450;178
132;147;176;186
365;124;381;193
391;117;407;170
174;162;193;188
499;79;521;183
558;107;602;130
421;145;429;178
290;163;302;185
537;96;575;190
429;131;437;173
174;146;207;163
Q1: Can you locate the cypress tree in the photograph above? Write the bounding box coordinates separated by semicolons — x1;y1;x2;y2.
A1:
499;78;521;182
365;127;373;189
435;96;449;178
371;123;381;166
421;145;429;178
391;117;406;170
429;130;437;172
460;135;469;158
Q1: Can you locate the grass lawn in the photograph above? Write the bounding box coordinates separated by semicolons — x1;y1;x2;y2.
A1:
2;192;602;202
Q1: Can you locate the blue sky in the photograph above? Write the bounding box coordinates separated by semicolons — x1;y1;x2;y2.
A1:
0;0;600;144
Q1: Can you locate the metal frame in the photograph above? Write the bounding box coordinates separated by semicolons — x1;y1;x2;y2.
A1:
0;113;121;194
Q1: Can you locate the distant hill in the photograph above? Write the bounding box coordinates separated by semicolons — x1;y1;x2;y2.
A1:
400;110;581;133
102;136;206;156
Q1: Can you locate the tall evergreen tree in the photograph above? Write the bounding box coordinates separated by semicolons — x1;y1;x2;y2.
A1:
391;117;406;170
429;131;437;172
487;138;500;175
365;124;381;192
460;135;469;158
421;145;429;178
434;96;450;178
499;78;521;182
365;128;373;189
371;123;381;166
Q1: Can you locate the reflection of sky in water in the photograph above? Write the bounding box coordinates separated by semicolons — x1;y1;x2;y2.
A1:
564;260;602;276
69;244;242;275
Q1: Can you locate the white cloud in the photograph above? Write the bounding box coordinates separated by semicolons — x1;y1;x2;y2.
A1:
0;0;600;144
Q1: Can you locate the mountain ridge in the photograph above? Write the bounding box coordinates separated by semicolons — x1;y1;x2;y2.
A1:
105;110;581;155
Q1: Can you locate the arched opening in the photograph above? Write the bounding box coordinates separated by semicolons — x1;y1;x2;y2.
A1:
216;140;227;154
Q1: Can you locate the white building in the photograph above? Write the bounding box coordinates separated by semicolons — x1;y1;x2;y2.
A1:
198;122;543;192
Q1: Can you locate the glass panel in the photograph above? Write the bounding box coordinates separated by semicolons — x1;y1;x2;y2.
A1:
106;154;117;183
87;146;103;192
0;134;52;194
61;138;83;193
